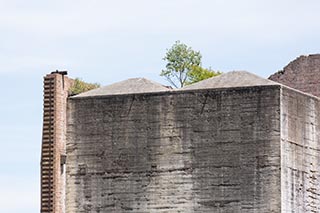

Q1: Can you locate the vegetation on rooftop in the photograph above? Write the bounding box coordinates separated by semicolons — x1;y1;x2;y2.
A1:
185;65;222;85
69;78;100;96
160;41;222;88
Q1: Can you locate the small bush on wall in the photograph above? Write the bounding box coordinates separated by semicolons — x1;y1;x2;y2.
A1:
69;78;100;96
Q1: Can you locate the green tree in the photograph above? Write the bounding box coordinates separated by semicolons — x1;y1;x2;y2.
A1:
161;41;221;88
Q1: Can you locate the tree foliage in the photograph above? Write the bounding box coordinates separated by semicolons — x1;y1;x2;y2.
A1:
186;66;222;85
69;78;100;96
161;41;221;88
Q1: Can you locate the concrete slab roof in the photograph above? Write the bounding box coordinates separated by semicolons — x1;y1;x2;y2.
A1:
74;77;171;97
179;71;279;91
73;71;285;98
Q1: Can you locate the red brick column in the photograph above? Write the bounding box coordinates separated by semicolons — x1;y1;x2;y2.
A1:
40;72;73;213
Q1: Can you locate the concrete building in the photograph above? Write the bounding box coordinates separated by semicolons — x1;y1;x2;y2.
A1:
41;55;320;212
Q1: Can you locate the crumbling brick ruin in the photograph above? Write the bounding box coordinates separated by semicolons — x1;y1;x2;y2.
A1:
269;54;320;97
41;54;320;212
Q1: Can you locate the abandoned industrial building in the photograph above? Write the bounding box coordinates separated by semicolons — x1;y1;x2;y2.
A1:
41;54;320;212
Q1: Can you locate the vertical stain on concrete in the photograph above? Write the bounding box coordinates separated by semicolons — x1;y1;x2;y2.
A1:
281;87;320;212
66;85;282;212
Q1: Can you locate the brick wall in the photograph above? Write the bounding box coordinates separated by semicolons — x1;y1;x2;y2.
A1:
40;72;73;213
269;54;320;97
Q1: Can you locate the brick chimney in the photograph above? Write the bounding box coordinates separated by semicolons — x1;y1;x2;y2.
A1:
40;71;73;213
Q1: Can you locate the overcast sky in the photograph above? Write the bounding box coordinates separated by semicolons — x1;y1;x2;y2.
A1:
1;1;320;212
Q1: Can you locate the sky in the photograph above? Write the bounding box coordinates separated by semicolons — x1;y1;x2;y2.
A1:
0;0;320;212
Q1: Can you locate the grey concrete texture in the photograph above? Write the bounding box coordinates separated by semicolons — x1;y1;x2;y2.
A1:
74;71;280;99
74;78;171;98
281;87;320;212
66;85;282;212
180;71;279;91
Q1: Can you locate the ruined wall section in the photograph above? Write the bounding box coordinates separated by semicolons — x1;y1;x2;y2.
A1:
269;54;320;97
66;86;281;212
280;87;320;212
41;73;73;213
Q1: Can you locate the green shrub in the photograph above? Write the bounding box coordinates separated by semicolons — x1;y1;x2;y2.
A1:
69;78;100;96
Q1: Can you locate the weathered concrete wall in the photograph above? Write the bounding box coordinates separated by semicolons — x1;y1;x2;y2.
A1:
280;87;320;212
269;54;320;97
66;86;281;212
